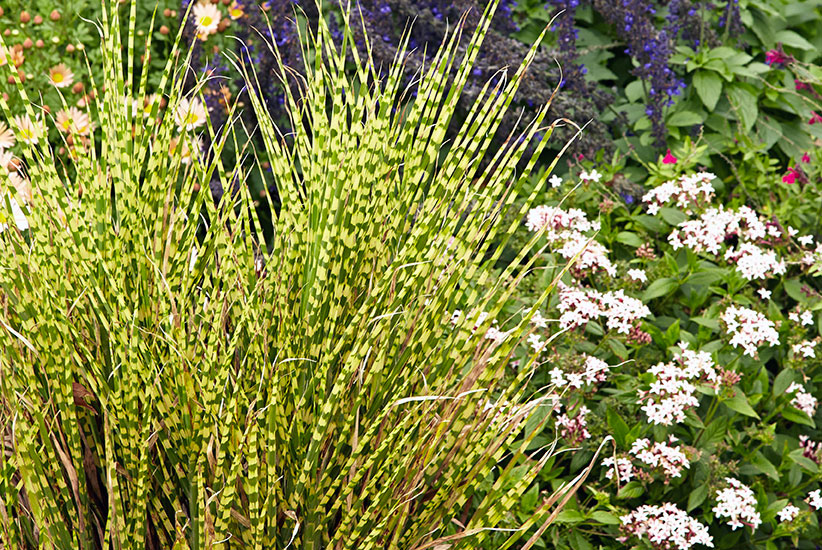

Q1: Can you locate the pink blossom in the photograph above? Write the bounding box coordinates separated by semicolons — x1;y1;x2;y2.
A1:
662;149;678;164
802;152;811;163
713;478;761;531
787;382;818;417
782;170;797;184
765;49;791;66
810;112;822;125
556;282;650;334
620;503;713;550
556;405;591;443
796;79;811;91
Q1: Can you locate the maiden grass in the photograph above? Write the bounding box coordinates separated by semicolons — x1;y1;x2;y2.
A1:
0;1;601;548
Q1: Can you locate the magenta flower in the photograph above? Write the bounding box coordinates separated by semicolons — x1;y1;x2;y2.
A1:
796;79;811;91
765;49;791;66
809;112;822;125
802;152;811;163
783;167;799;184
662;149;677;164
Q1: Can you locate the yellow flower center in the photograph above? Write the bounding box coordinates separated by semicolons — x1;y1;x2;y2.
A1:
61;120;71;131
52;72;64;83
185;112;199;125
200;15;213;27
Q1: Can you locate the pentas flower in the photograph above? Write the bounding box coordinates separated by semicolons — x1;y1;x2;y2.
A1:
642;172;716;216
620;503;713;550
757;288;771;300
802;152;811;163
724;243;786;281
713;478;762;531
788;309;814;326
721;306;779;357
787;382;818;417
579;169;602;183
630;436;691;481
641;346;718;425
669;205;767;256
550;354;610;389
603;456;635;483
627;268;647;282
799;435;822;464
809;112;822;125
556;283;651;335
792;340;817;358
557;232;616;277
525;205;597;237
549;174;562;188
777;504;800;523
806;489;822;510
556;405;591;444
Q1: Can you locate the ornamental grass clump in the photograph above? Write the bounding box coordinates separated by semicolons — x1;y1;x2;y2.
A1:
0;1;601;548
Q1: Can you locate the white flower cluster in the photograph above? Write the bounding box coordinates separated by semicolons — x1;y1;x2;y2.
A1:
669;205;767;255
642;172;716;215
556;232;617;277
787;382;818;417
641;346;718;426
631;437;691;480
721;306;779;357
550;355;609;388
620;503;714;550
792;340;817;358
806;489;822;510
712;478;761;531
557;283;651;334
789;309;814;326
526;206;614;277
668;205;790;281
604;437;691;484
724;243;786;281
627;268;648;283
603;456;635;483
777;504;800;523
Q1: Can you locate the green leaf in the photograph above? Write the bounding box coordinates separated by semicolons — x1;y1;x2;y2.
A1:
667;110;704;127
554;510;585;524
642;278;679;302
788;448;819;473
724;389;760;419
774;30;815;50
692;71;723;111
749;451;779;480
616;231;644;248
687;483;709;512
658;207;688;226
617;481;645;499
727;85;759;131
606;409;630;448
773;369;796;396
591;511;621;525
782;406;816;427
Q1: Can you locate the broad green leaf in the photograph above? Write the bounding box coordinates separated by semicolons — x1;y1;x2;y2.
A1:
693;70;723;111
